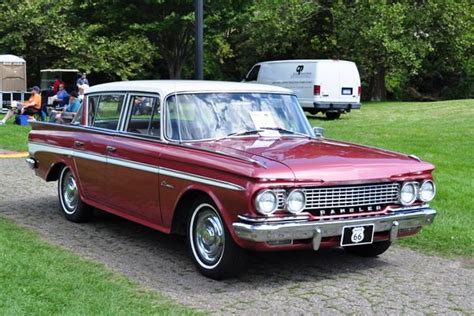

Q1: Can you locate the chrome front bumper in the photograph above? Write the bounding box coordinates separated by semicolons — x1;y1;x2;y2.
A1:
25;157;38;169
232;207;436;250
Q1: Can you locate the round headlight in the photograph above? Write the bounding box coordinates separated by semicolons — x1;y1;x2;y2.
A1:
400;182;418;205
255;190;278;215
419;180;436;202
286;190;306;214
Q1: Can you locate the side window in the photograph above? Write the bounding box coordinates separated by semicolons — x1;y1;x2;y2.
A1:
126;95;161;138
245;65;260;81
87;95;100;125
71;102;83;125
88;94;124;130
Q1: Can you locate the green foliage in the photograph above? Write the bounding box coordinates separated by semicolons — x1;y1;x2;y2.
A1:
0;0;471;99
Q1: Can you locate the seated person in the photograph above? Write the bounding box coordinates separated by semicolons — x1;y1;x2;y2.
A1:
132;96;152;115
0;86;42;125
50;91;81;123
52;83;69;108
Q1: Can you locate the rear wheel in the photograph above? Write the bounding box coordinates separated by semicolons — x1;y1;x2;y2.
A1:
325;111;341;120
187;197;247;279
58;166;92;222
344;241;391;257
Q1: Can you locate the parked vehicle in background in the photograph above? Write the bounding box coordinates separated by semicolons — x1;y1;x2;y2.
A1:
40;69;79;92
244;60;361;119
27;80;436;280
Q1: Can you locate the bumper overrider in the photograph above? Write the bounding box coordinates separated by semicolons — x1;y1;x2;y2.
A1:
233;206;436;250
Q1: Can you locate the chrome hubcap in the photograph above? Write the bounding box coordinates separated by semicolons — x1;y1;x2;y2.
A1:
194;208;224;265
62;171;78;213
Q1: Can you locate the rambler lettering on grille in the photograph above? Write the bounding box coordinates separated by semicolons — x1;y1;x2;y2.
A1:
275;183;400;212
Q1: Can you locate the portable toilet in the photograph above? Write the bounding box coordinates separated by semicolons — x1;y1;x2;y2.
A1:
0;54;27;112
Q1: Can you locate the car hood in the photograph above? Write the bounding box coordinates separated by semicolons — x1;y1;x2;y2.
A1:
189;137;434;183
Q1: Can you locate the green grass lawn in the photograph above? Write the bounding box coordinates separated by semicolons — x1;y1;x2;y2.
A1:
308;99;474;258
0;114;31;151
0;217;198;315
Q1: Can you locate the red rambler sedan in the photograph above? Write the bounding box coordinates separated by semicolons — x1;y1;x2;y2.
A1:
27;80;437;279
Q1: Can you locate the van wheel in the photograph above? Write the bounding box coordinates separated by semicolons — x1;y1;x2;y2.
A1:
187;197;247;279
325;111;341;120
58;166;92;222
344;241;391;257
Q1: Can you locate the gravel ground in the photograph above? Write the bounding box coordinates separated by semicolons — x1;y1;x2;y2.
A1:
0;158;473;315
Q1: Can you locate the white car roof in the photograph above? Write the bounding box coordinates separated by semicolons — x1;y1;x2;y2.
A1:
86;80;292;96
0;54;26;64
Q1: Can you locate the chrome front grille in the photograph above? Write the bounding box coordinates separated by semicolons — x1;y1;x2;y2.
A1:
275;189;287;209
276;183;400;210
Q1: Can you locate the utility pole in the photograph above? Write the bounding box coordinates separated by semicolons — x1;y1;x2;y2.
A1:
195;0;204;80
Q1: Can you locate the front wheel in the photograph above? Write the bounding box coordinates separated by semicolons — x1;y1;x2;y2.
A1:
187;197;247;279
58;166;92;222
344;240;391;257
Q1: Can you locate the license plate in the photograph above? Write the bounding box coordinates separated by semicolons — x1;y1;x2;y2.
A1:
340;224;375;247
342;88;352;95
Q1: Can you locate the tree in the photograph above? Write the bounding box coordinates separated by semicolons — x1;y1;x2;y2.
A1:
406;0;474;99
333;2;432;101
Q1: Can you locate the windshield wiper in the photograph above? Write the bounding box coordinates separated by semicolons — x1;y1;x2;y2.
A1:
226;129;264;137
259;127;312;138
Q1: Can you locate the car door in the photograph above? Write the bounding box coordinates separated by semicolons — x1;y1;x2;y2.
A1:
73;93;125;205
104;94;163;224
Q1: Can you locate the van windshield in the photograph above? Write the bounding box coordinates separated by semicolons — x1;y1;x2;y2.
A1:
165;93;314;141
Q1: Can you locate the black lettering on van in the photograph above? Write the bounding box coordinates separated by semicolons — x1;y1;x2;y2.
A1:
296;65;304;75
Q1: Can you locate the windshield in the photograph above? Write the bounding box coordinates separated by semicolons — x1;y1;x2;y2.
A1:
165;93;313;141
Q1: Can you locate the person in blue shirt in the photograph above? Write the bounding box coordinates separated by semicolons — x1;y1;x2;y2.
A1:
53;83;69;108
64;92;81;113
50;91;81;123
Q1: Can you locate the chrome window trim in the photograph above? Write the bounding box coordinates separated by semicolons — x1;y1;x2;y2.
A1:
85;92;127;132
120;92;162;139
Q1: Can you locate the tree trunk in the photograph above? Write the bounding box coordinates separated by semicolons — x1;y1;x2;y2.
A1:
167;60;182;79
370;64;386;101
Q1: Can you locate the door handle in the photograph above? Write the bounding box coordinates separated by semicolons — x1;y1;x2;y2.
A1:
106;145;117;153
74;140;84;147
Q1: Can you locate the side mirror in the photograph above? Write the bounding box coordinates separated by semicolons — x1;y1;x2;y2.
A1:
313;126;325;138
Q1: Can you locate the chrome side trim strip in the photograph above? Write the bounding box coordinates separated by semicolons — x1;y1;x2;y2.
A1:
74;150;107;163
29;142;245;191
159;166;245;191
108;156;159;174
29;142;73;157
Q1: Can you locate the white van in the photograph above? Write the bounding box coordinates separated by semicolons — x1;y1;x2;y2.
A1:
243;59;361;119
